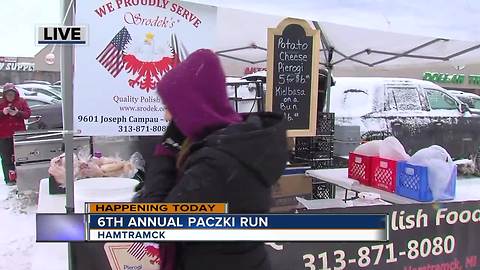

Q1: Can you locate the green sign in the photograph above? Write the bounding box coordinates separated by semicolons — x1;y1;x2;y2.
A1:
468;75;480;85
423;72;480;86
423;72;465;84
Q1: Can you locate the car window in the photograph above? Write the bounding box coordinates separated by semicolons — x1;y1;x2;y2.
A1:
387;86;422;111
36;89;57;98
472;98;480;109
18;88;36;96
425;88;458;110
27;100;49;107
51;88;61;95
34;89;48;95
456;96;474;108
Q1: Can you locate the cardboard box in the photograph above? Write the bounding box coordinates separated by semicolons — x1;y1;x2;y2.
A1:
270;174;312;212
287;137;295;151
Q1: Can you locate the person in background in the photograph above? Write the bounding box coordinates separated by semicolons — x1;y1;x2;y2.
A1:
0;83;31;185
133;49;288;270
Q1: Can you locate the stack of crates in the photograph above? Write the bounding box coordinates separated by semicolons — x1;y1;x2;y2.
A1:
294;113;334;168
348;153;398;193
294;112;336;199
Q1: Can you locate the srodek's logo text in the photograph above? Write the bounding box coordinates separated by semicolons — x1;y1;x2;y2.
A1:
37;26;88;45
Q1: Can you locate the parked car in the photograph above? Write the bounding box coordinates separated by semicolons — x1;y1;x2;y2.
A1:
16;83;62;100
449;90;480;115
22;80;52;85
0;86;35;98
1;85;55;101
51;85;62;94
329;77;479;159
23;95;59;107
242;71;267;83
27;103;63;130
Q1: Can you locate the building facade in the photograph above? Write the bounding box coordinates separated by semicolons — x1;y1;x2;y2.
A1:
0;45;60;85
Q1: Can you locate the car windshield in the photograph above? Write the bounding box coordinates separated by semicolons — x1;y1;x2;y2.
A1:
387;86;422;111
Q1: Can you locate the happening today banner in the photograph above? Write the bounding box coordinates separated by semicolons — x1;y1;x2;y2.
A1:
74;0;217;136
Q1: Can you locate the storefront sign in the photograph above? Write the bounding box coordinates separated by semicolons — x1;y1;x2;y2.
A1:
423;72;465;84
74;1;216;136
0;56;18;63
267;201;480;270
266;18;320;137
244;67;267;75
468;75;480;86
423;71;480;86
0;62;35;72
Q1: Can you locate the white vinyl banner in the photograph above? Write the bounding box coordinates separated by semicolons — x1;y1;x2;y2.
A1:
74;0;216;136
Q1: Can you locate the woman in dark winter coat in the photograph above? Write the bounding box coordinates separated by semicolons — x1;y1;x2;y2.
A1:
0;83;31;185
133;49;288;270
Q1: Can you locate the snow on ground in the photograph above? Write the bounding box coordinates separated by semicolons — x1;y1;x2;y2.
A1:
0;182;37;270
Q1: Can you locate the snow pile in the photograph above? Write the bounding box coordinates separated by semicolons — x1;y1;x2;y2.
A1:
329;77;379;117
455;159;476;175
0;184;37;270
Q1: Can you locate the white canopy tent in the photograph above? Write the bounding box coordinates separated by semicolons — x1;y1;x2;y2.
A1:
190;0;480;42
207;6;480;111
211;7;480;74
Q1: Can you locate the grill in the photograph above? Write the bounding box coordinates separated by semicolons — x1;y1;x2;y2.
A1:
13;131;91;192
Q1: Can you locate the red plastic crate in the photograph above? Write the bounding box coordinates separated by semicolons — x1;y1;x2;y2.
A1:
371;157;397;192
348;153;374;185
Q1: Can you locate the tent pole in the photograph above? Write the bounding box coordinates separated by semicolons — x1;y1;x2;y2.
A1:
324;49;333;113
61;0;75;215
61;0;76;268
312;21;334;113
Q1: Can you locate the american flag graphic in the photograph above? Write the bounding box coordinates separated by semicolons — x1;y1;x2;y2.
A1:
96;27;132;77
127;242;146;261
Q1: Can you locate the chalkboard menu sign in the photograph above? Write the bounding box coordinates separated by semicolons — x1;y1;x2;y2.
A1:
267;18;320;137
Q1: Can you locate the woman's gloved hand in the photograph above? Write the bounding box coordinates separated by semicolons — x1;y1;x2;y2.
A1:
161;121;186;152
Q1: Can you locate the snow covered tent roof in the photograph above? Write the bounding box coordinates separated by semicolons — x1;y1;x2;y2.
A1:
186;0;480;67
189;0;480;42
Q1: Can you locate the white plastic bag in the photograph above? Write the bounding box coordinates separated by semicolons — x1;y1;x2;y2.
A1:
379;136;410;161
76;148;104;179
353;140;381;156
409;145;455;200
48;154;66;186
48;153;80;186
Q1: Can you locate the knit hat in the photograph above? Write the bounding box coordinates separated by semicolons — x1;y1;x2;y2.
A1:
3;83;17;93
157;49;241;140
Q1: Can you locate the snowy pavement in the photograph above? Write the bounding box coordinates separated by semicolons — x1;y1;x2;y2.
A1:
0;182;37;270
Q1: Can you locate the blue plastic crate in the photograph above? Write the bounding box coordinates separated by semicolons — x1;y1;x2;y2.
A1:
396;162;456;202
